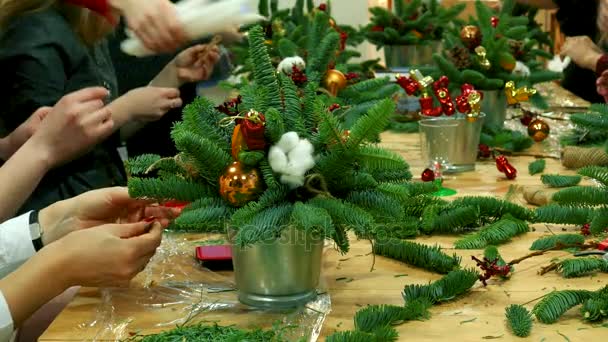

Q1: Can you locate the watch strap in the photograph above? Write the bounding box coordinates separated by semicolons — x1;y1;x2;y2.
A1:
29;210;44;251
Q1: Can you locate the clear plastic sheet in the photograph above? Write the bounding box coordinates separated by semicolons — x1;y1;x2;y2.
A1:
72;233;331;341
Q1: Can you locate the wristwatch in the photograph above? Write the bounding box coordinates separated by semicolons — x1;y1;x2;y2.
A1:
28;210;44;251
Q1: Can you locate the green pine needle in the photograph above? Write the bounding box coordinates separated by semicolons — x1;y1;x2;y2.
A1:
581;286;608;321
129;323;287;341
448;197;534;221
402;269;479;305
354;300;431;333
552;186;607;206
533;205;595;225
529;234;586;251
541;175;582;188
532;290;594;324
125;154;161;176
128;176;214;202
528;159;546;175
373;238;461;274
558;257;608;278
505;304;533;337
578;166;608;187
454;216;529;249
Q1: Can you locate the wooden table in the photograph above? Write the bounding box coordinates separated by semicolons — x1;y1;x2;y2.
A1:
41;130;607;341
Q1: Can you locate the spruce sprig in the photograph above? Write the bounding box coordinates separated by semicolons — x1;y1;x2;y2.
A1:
529;234;586;251
373;238;461;274
558;257;608;278
505;304;533;337
528;159;546;175
532;290;593;324
541;174;582;188
402;269;479;304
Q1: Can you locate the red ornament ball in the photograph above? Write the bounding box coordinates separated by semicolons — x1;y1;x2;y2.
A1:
478;144;492;159
491;16;499;28
318;3;327;11
421;168;435;182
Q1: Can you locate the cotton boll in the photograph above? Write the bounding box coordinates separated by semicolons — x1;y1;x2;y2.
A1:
512;61;531;77
268;146;288;173
276;132;300;152
547;56;571;73
277;56;305;74
281;174;305;189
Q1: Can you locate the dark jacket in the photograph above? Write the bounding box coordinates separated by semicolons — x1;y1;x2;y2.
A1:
0;8;126;214
554;0;604;103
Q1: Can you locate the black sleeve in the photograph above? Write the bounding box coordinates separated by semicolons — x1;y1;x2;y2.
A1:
554;0;599;38
0;15;74;130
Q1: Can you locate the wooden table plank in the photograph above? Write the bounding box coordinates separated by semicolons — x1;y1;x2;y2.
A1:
41;130;607;341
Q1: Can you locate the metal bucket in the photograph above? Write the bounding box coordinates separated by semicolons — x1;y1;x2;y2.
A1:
481;90;507;129
419;113;486;173
384;41;441;70
231;227;323;309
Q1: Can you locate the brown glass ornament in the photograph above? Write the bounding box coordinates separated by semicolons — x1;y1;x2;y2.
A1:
527;119;550;142
219;161;264;207
460;25;482;50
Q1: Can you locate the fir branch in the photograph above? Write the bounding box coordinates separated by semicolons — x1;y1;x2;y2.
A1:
248;26;282;109
484;245;509;271
557;257;608;278
277;73;306;135
449;196;534;221
347;189;404;223
578;165;608;187
404;182;440;197
379;219;420;239
308;196;375;240
528;159;546;175
181;97;230;148
358;146;410;174
347;99;395;149
529;234;586;251
534;205;595;225
128;176;213;202
552;186;607;206
290;201;334;241
171;128;231;185
505;304;533;337
402;269;479;305
541;174;582;188
126;154;160;176
354;301;431;333
404;196;448;218
316;105;347;149
421;206;480;234
454;216;529;249
174;199;234;232
581;286;608;321
376;183;410;205
532;290;593;324
307;31;340;79
129;323;286;341
590;210;608;235
325;330;381;342
374;238;461;274
233;203;294;246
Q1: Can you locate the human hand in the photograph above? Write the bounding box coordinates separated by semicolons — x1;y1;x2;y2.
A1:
123;86;182;122
173;43;221;86
560;36;604;71
28;87;114;168
51;220;164;288
597;69;608;102
110;0;186;53
2;107;52;159
39;187;179;246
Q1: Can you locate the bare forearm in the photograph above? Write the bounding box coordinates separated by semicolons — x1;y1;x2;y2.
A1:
0;142;50;221
149;62;180;88
515;0;558;9
0;248;66;326
0;138;12;161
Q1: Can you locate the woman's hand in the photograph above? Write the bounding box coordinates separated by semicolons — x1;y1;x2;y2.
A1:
38;187;179;246
173;44;221;85
28;87;114;168
109;0;186;53
560;36;604;71
0;107;51;160
120;87;182;123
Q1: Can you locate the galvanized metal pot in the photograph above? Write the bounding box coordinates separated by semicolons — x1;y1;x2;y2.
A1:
481;90;507;129
384;41;441;70
418;113;486;173
231;227;323;309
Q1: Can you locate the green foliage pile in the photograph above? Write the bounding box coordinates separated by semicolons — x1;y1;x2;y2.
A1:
561;103;608;150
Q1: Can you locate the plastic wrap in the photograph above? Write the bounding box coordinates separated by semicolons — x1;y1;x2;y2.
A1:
72;233;331;341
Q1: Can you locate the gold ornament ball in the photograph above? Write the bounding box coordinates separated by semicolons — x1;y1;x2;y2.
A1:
528;119;550;142
323;69;347;96
460;25;482;50
219;161;264;207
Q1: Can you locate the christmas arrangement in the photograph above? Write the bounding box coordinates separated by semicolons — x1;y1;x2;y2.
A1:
364;0;465;48
431;0;561;106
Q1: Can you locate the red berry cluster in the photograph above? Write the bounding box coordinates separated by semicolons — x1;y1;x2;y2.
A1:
339;31;348;51
318;3;327;11
472;256;511;286
581;223;591;236
478;144;492;159
216;95;242;116
291;65;308;86
328;103;341;112
371;25;384;32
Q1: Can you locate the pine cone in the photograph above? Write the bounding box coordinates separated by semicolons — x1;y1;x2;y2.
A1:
447;47;472;69
390;17;406;31
508;39;524;58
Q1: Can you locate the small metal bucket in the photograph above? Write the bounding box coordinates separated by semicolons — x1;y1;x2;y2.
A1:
231;227;324;309
481;90;507;129
384;41;441;70
419;113;486;173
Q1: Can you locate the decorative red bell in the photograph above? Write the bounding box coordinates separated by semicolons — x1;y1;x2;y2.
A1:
495;155;517;180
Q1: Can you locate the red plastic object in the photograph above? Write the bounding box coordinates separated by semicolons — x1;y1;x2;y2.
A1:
195;245;233;270
598;239;608;251
162;200;189;213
